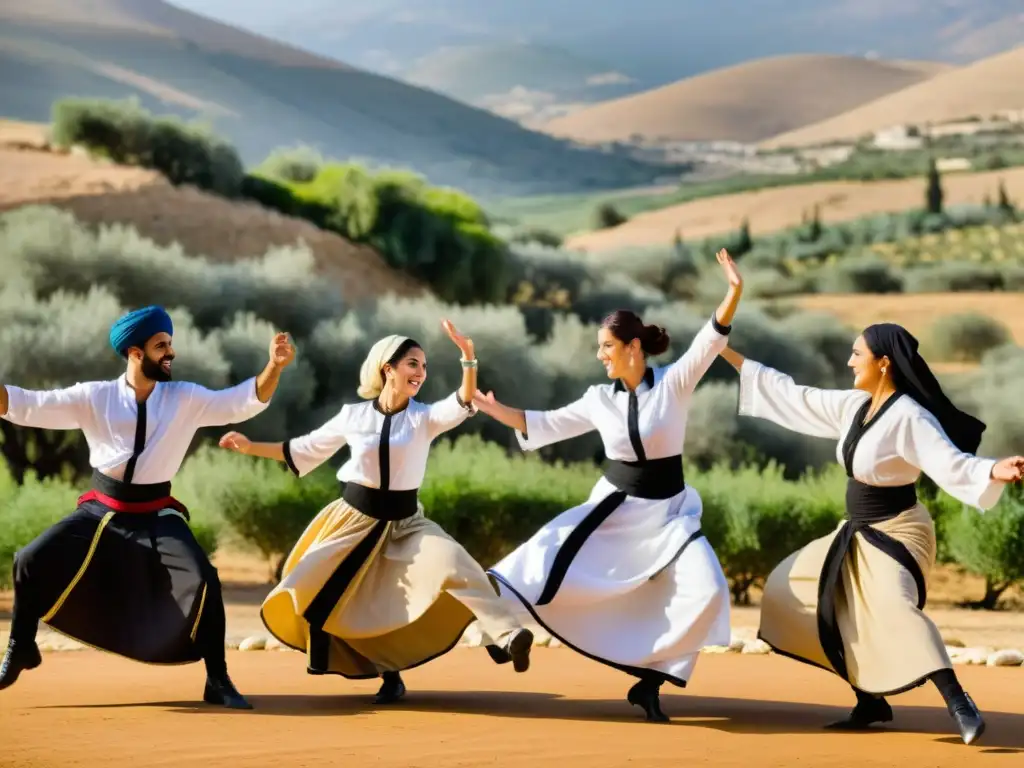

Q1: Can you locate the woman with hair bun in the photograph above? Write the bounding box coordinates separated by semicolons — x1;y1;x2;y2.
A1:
217;320;534;705
474;249;743;722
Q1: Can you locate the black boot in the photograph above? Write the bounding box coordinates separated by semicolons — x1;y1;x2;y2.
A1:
825;692;893;730
203;672;253;710
0;637;42;691
947;692;985;745
375;671;406;704
485;628;534;672
627;678;669;723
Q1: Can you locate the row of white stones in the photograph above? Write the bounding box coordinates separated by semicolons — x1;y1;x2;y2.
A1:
20;632;1024;668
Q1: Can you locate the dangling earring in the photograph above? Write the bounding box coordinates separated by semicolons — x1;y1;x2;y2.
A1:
881;366;887;376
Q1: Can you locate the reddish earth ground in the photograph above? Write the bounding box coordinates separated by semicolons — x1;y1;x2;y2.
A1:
1;649;1023;767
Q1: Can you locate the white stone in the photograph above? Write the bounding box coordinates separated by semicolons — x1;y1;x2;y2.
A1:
701;645;732;654
741;639;771;655
987;649;1024;667
238;635;267;651
264;637;284;651
547;637;562;649
957;647;992;665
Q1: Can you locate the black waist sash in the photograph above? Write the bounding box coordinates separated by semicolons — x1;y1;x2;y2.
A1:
816;479;926;682
536;455;697;607
90;469;172;502
341;482;419;521
603;455;686;499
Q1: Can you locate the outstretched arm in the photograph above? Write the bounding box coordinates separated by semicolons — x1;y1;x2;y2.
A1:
476;389;596;451
0;382;90;430
897;409;1023;511
219;405;350;477
193;333;296;427
664;249;742;396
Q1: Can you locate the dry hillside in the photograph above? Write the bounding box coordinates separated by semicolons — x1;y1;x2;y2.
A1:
539;54;951;145
763;45;1024;148
0;122;424;302
565;166;1024;251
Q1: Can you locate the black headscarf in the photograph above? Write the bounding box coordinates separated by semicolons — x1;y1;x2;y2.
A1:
863;323;986;454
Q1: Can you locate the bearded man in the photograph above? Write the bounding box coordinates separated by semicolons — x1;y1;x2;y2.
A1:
0;305;295;710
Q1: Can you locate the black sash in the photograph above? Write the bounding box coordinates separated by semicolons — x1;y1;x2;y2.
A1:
816;394;927;682
341;482;419;521
90;469;172;502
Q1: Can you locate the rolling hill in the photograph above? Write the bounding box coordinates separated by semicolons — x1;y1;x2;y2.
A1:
402;43;639;126
538;54;952;145
0;121;425;302
762;45;1024;148
563;166;1024;251
168;0;1024;94
0;0;672;197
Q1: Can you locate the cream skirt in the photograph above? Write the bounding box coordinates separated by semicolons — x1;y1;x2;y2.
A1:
759;503;949;695
261;498;521;678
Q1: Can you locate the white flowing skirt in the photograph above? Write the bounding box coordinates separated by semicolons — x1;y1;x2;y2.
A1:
487;476;730;686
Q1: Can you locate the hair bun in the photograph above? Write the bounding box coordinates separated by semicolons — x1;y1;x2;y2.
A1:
641;324;670;356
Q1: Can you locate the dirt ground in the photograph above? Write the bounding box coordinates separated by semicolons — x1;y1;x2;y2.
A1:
1;648;1023;768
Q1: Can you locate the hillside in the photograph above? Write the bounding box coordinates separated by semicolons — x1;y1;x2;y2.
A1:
763;46;1024;148
402;43;639;126
0;1;670;197
172;0;1023;92
564;166;1024;251
0;122;424;302
539;54;951;145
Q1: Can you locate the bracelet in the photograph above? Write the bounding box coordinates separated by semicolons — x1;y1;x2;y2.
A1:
461;358;478;368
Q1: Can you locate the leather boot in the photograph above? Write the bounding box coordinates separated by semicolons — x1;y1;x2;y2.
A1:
203;672;253;710
0;637;42;691
627;678;669;723
825;693;893;730
375;671;406;704
947;692;985;745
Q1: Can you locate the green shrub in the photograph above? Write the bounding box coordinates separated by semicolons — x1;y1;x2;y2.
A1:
0;471;80;588
595;203;627;229
925;313;1012;363
51;98;244;196
697;462;846;604
940;485;1024;608
816;257;904;293
903;263;1005;292
256;144;325;184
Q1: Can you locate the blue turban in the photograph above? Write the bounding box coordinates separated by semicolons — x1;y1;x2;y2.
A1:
109;305;174;357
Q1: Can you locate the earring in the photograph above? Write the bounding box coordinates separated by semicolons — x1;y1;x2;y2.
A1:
881;367;887;375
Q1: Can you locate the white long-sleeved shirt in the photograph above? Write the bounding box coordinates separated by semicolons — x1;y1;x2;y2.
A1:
738;359;1004;511
285;392;473;490
516;318;729;462
2;375;269;484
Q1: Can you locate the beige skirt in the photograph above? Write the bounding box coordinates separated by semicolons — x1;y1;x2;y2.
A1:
261;498;520;679
759;503;949;695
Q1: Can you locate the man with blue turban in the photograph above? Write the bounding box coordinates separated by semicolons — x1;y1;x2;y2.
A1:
0;304;296;711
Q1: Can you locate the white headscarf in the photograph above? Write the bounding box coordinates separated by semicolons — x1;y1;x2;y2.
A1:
357;334;412;399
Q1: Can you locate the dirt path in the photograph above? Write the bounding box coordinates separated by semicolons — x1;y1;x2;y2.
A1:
1;649;1022;767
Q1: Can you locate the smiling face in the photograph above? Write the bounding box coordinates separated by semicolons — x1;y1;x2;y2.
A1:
383;346;427;398
848;334;890;392
129;332;175;382
596;327;642;380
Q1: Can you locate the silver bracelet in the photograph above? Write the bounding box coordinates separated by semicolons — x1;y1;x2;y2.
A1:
461;358;478;368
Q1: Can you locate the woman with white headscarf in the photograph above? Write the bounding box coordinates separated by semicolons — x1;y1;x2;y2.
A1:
218;320;534;704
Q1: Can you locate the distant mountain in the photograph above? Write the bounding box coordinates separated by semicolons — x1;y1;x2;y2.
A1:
403;43;638;126
166;0;1024;92
0;0;671;197
762;45;1024;148
540;54;952;144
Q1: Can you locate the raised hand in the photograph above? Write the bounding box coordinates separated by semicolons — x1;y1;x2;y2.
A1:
219;431;252;455
992;456;1024;483
269;332;296;368
716;248;742;288
442;319;475;360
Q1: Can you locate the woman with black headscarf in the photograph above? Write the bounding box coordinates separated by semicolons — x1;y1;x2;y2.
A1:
718;323;1023;746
